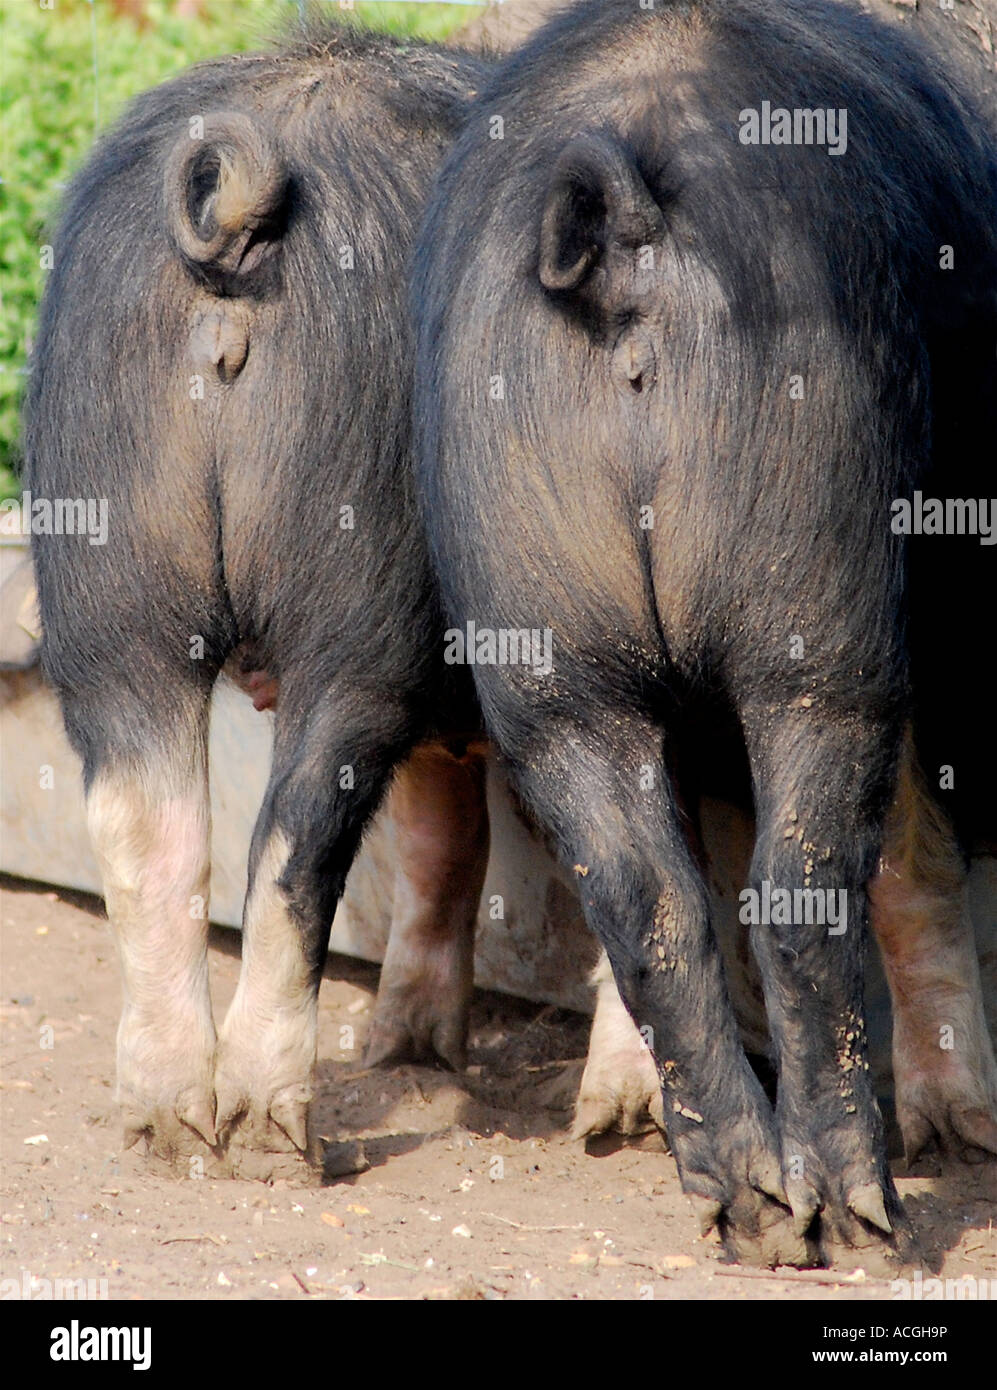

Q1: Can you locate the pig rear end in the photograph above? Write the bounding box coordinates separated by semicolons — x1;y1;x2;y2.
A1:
414;0;997;1265
25;24;488;1177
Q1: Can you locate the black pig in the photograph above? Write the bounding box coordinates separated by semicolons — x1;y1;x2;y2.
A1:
25;21;488;1179
414;0;997;1265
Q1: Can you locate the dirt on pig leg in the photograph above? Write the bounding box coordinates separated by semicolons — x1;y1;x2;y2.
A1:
574;796;761;1141
742;702;914;1273
505;712;809;1269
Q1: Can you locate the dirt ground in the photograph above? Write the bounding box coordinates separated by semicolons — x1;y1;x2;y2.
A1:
2;874;996;1303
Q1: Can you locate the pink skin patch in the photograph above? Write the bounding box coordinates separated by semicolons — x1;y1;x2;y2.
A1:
227;653;279;711
240;669;278;712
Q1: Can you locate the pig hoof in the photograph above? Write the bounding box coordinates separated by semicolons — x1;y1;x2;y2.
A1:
224;1126;318;1185
571;1041;664;1139
891;998;997;1165
682;1126;812;1267
693;1180;812;1268
365;990;469;1072
816;1182;916;1275
695;1162;813;1268
116;1012;218;1172
215;1082;319;1184
120;1090;219;1173
573;960;665;1138
214;1018;320;1181
783;1143;913;1271
717;1195;815;1270
896;1085;997;1167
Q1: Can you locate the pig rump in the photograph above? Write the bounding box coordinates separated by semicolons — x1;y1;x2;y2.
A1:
25;21;490;1176
413;0;997;1266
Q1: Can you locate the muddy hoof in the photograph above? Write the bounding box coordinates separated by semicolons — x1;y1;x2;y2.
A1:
365;993;468;1072
689;1158;812;1268
221;1115;320;1184
805;1172;916;1274
897;1087;997;1168
710;1188;815;1269
121;1103;220;1179
212;1077;320;1183
779;1128;915;1273
676;1102;813;1268
115;1006;218;1174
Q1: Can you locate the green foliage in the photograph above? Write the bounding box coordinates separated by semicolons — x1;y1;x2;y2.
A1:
0;0;472;497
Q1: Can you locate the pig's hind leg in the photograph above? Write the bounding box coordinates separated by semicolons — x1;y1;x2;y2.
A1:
80;679;217;1172
214;683;415;1179
742;704;913;1269
502;705;809;1267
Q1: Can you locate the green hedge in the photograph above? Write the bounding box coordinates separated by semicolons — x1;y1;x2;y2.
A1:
0;0;471;497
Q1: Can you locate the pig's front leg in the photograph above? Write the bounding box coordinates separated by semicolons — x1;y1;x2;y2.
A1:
572;953;663;1139
870;730;997;1164
366;738;490;1072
